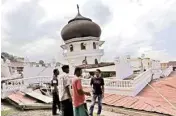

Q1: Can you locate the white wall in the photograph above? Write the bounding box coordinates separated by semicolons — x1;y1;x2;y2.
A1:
130;59;141;70
115;56;133;80
1;59;12;78
152;60;161;70
62;37;104;66
142;59;151;69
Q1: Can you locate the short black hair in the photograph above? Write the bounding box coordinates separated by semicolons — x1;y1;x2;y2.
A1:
53;69;59;75
89;72;94;76
74;67;82;75
96;69;101;73
62;65;69;72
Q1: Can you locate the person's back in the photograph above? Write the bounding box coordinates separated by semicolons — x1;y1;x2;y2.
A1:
57;65;73;116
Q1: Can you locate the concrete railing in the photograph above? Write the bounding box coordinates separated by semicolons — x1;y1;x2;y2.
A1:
133;68;152;84
81;78;133;88
2;68;154;98
81;69;152;96
132;68;152;96
1;76;52;99
162;66;173;77
152;66;173;79
105;80;133;88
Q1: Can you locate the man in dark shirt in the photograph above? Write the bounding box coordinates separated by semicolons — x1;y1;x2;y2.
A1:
89;69;104;116
51;69;61;115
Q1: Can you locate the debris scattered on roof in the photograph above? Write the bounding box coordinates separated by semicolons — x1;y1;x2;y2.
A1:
6;91;52;110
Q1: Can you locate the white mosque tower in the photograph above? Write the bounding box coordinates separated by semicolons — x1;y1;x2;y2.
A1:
61;5;104;66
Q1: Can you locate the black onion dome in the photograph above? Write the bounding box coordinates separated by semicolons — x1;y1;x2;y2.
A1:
61;5;101;41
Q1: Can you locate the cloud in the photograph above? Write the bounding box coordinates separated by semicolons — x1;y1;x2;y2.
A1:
1;0;65;61
2;0;46;45
83;0;112;27
101;0;176;62
1;0;176;63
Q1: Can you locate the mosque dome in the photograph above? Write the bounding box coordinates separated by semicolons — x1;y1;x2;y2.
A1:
61;5;101;41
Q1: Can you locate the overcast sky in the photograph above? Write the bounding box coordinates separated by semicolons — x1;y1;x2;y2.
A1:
1;0;176;63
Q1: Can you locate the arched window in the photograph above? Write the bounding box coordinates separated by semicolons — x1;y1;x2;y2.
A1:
95;59;98;65
81;43;86;50
70;44;73;52
93;42;96;49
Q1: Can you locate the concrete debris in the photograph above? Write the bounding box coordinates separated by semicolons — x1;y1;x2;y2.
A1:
25;91;52;104
6;90;52;110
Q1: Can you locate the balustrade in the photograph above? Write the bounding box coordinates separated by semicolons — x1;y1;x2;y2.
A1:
2;68;155;98
1;76;52;94
134;68;152;83
81;78;133;88
162;66;173;77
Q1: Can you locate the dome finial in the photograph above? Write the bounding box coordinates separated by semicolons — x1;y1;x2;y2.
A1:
77;4;80;14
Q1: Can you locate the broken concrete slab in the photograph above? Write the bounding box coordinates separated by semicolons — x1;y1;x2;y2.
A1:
7;91;37;105
6;92;52;110
24;91;52;104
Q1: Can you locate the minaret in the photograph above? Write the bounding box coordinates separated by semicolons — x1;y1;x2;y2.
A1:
60;5;104;66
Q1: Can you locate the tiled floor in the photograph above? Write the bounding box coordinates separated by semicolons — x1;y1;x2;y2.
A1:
85;71;176;116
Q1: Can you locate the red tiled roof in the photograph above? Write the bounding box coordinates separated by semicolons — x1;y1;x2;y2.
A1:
85;71;176;115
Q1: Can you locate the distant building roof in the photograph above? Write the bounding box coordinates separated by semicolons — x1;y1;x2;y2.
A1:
161;61;176;67
168;61;176;66
10;62;24;67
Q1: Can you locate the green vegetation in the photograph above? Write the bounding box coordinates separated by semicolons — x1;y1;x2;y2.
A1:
93;113;105;116
39;60;45;66
1;52;23;62
1;110;13;116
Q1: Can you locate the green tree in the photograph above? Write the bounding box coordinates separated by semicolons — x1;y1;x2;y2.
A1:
1;52;17;62
39;60;45;66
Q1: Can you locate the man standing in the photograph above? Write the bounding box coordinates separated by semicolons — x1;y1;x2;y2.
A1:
72;67;90;116
51;69;60;115
58;65;73;116
89;69;104;116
